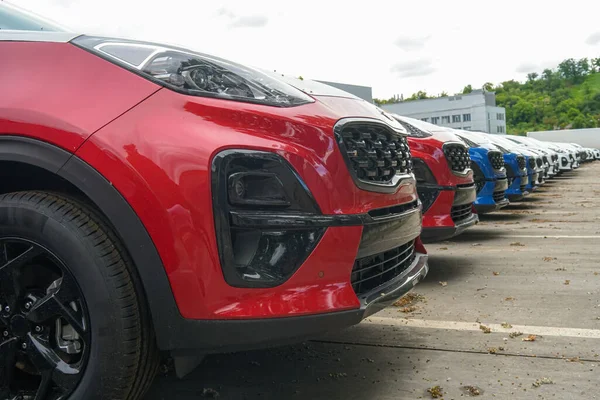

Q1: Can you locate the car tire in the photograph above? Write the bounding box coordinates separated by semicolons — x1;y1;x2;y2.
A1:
0;191;159;400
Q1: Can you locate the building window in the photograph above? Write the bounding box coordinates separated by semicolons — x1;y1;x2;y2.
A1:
463;113;471;122
452;115;461;123
431;117;440;124
463;126;471;130
497;126;505;133
421;117;429;122
497;113;505;120
441;116;450;124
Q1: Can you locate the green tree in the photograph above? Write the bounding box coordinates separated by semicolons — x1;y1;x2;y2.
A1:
482;82;494;92
462;84;473;94
512;100;536;124
527;72;539;82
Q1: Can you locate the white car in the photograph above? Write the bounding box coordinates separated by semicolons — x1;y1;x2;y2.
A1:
504;136;558;178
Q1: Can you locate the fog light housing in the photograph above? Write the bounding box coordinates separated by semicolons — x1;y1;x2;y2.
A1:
412;158;438;213
212;150;324;288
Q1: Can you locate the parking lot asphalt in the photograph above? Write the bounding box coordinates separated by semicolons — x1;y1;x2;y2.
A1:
148;163;600;400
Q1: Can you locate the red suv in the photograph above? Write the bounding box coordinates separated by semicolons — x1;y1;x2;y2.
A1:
0;5;428;400
391;116;478;242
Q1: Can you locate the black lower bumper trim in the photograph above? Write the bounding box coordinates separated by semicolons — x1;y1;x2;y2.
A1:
475;198;509;214
421;212;479;242
169;253;428;354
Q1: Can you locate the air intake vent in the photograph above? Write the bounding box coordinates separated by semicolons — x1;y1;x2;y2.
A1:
517;155;526;170
488;151;504;170
443;143;471;173
351;241;415;296
337;122;412;191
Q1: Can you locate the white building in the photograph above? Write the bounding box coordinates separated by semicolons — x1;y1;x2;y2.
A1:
380;90;507;134
527;128;600;148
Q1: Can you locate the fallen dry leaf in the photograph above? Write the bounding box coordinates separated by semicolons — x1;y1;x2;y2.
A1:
594;272;598;276
501;322;512;329
493;271;500;276
438;247;448;250
399;306;417;313
504;297;516;301
439;281;448;287
461;385;482;396
510;242;525;247
509;331;523;338
564;280;570;285
522;334;537;342
567;357;581;363
487;347;497;354
202;388;220;398
393;292;425;307
479;325;491;334
427;385;444;398
543;257;557;262
532;377;554;387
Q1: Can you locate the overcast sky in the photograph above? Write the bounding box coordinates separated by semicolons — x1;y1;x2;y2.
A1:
10;0;600;99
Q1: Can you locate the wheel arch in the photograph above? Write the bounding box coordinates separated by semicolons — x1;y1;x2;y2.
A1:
0;135;180;350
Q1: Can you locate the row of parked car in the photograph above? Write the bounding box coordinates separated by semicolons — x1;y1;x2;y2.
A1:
392;115;599;243
1;4;597;398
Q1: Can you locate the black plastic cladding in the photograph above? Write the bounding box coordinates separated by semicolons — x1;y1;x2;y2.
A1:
536;158;543;168
517;155;526;170
211;150;323;288
451;203;473;223
443;143;471;173
335;119;413;193
493;191;506;203
351;240;416;296
488;151;505;170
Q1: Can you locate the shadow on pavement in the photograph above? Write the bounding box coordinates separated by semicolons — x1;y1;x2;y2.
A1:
148;341;414;400
419;254;477;285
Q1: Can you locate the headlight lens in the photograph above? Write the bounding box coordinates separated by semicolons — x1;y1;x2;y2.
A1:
395;120;433;138
73;36;315;107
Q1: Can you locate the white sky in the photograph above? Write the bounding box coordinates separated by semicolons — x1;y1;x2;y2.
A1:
9;0;600;99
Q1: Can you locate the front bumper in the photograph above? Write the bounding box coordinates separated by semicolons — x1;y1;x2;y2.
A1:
169;250;428;354
474;178;509;213
506;174;529;201
421;184;478;242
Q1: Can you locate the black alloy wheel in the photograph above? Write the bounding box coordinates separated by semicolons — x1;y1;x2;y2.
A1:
0;239;89;400
0;191;159;400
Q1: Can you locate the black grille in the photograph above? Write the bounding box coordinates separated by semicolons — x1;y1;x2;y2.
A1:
443;144;471;173
536;158;543;168
488;151;504;170
351;241;416;296
542;155;548;165
493;191;506;203
451;203;473;223
338;123;412;184
552;154;558;162
528;158;535;170
517;155;526;170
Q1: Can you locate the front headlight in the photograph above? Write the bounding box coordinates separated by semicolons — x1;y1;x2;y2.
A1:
73;36;315;107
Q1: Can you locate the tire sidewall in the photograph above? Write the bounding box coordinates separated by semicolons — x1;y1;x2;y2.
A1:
0;198;131;399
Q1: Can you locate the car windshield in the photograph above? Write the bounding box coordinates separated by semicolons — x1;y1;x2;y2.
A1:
0;3;66;31
393;116;449;133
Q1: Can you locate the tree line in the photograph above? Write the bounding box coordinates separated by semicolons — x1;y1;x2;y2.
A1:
374;57;600;134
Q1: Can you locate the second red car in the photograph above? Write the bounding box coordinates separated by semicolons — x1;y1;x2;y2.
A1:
392;116;478;242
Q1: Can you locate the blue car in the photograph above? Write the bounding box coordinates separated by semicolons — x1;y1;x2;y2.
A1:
486;135;530;201
453;130;509;213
